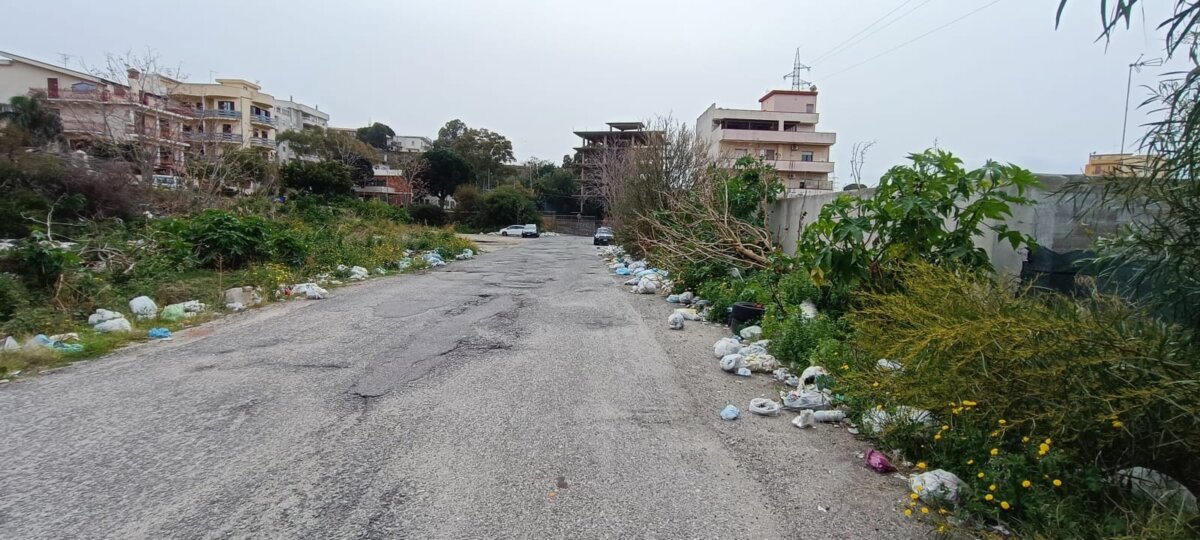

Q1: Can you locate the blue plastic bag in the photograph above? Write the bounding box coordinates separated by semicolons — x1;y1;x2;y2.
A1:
720;405;740;421
148;327;172;340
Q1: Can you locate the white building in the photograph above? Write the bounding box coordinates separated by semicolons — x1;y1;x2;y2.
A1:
275;97;330;161
388;135;432;153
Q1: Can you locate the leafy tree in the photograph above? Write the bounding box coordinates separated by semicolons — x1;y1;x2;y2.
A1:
355;122;395;150
280;160;354;197
532;163;578;213
417;148;474;207
0;94;63;148
798;149;1039;289
474;184;540;230
434;119;514;182
276;127;378;173
409;204;448;226
452;184;479;223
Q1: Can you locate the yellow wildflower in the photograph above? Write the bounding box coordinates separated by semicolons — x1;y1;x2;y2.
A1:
934;433;942;441
841;364;849;370
1053;479;1062;487
941;425;950;431
1022;480;1032;488
1044;438;1053;445
1022;436;1030;443
998;419;1007;426
910;493;919;500
1001;501;1011;510
920;507;930;515
916;462;927;470
938;508;949;515
875;405;883;411
1038;443;1050;454
904;509;913;517
985;494;994;501
914;485;924;492
977;472;985;479
1112;420;1125;429
967;459;975;465
990;448;1000;456
872;382;880;388
988;484;997;492
938;525;947;533
962;400;977;407
952;407;963;415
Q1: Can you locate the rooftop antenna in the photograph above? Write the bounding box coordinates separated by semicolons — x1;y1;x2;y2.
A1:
783;48;813;90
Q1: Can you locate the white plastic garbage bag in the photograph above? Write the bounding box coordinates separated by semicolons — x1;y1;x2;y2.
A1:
713;337;741;358
745;353;780;373
129;296;158;320
772;368;793;382
792;410;816;428
719;354;746;372
749;398;782;416
94;317;132;333
738;344;767;357
877;359;903;372
667;312;684;330
349;266;369;280
739;325;763;341
2;336;20;351
674;308;702;321
800;366;829;386
1116;467;1198;513
782;390;832;411
799;300;818;319
634;277;657;294
910;469;962;505
87;309;124;326
813;410;847;423
291;283;328;300
679;291;694;304
456;248;475;260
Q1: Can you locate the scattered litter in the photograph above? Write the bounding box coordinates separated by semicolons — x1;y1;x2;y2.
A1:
397;258;413;270
633;277;657;294
147;327;172;340
800;366;829;386
745;353;780;373
679;291;694;304
2;336;19;351
456;248;475;260
374;267;387;275
666;294;680;303
846;426;860;435
720;405;740;421
224;286;263;309
48;332;79;342
749;398;781;416
615;267;631;276
424;252;446;267
772;368;793;382
1116;467;1198;513
667;312;685;330
349;266;369;280
291;283;328;300
674;308;702;321
782;389;832;411
911;469;962;505
160;300;204;322
713;337;742;358
94;318;132;333
88;309;124;326
861;406;935;434
799;300;818;319
226;302;246;312
877;359;903;372
785;376;801;387
719;354;746;372
735;367;752;377
739;325;763;341
817;505;829;513
792;410;816;428
865;449;896;473
26;334;85;352
813;410;847;423
738;344;767;357
129;296;158;320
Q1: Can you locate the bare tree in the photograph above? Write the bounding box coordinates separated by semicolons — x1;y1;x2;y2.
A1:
849;140;876;187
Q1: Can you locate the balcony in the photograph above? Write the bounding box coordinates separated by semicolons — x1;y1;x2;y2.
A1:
712;127;836;146
185;132;243;144
785;179;835;192
37;87;113;102
196;109;240;119
249;137;276;148
250;113;275;127
719;158;834;174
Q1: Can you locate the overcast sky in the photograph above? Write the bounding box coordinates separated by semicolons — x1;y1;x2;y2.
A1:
6;0;1186;184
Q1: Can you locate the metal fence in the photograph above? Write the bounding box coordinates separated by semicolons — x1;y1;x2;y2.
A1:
542;213;603;236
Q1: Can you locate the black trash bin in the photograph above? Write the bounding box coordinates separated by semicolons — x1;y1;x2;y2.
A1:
728;301;765;330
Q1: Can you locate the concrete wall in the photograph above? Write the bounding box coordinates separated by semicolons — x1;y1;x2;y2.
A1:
767;174;1134;278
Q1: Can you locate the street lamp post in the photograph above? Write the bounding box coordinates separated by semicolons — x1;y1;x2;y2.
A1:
1122;55;1164;155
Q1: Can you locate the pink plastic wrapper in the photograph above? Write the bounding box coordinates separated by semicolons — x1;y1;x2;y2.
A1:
864;449;896;473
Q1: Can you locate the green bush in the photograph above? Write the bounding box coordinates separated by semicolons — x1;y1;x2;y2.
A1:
409;204;448;227
762;312;846;370
0;273;29;323
473;185;540;230
281;160;353;196
11;234;80;289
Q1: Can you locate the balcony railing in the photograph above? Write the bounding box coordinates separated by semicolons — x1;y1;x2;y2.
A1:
249;137;276;148
786;179;835;192
38;87;113;102
185;132;243;143
713;128;836;146
196;109;240;119
250;114;275;126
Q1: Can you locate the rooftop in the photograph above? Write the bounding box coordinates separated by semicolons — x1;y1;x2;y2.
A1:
759;89;818;102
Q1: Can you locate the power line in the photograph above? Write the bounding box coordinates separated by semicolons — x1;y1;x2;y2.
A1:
810;0;916;63
812;0;936;65
822;0;1006;81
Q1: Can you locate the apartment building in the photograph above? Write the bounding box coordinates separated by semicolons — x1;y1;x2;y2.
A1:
388;135;432;153
1085;152;1157;176
0;50;189;175
274;98;329;161
157;77;277;158
572;121;661;185
354;164;414;206
696;89;837;196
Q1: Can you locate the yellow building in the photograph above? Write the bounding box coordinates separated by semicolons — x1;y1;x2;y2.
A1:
1085;153;1155;176
161;77;277;157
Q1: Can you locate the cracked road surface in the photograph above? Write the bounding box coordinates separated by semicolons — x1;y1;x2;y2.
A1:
0;236;919;539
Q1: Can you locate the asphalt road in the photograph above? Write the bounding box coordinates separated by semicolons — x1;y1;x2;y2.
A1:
0;236;921;539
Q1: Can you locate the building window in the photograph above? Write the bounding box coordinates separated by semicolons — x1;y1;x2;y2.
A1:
222;124;232;134
801;151;814;162
218;100;235;111
734;148;748;157
761;149;776;160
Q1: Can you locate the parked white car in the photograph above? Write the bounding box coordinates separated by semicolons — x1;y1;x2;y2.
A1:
499;225;525;236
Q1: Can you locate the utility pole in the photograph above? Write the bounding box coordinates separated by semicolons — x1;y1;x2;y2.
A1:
1122;55;1163;154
